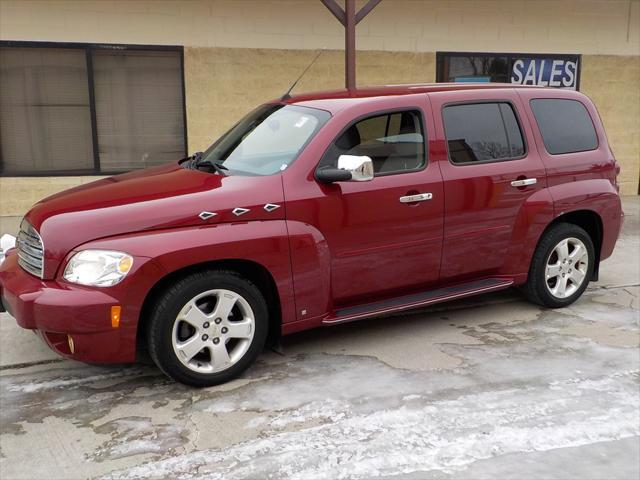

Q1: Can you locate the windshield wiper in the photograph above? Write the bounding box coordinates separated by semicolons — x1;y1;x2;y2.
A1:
191;152;228;176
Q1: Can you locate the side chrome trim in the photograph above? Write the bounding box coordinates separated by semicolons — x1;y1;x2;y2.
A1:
232;207;250;217
322;280;514;326
198;211;217;220
263;203;281;212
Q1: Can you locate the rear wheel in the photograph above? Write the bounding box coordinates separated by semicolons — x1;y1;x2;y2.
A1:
524;223;594;308
147;270;268;387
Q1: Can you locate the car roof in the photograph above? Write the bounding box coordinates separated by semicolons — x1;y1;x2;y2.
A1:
277;83;545;113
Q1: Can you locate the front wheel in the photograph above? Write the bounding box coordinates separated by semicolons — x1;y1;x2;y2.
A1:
147;270;268;387
524;223;594;308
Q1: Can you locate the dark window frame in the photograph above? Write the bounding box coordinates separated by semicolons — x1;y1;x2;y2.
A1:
0;40;188;177
442;100;528;166
318;106;429;177
436;51;582;91
529;98;600;155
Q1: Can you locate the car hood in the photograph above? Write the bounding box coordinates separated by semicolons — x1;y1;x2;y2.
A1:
25;162;285;278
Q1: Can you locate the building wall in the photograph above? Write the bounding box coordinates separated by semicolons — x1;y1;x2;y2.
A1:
1;0;639;232
2;0;638;55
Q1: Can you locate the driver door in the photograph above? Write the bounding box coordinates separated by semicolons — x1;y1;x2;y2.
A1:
285;104;444;316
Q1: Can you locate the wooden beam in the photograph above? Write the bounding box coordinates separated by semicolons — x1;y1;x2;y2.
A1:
345;0;356;90
320;0;345;26
319;0;383;90
355;0;383;24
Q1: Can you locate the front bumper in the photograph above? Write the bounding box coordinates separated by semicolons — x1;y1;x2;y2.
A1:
0;251;141;363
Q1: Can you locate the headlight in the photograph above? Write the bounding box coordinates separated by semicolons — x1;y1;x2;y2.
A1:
63;250;133;287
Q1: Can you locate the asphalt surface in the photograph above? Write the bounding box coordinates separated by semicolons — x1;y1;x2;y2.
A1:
1;198;638;480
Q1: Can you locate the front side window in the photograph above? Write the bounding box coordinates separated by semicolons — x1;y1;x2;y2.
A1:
322;110;425;175
443;103;525;164
530;99;598;155
198;104;330;176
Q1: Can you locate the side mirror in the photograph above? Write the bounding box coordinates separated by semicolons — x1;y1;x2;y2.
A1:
315;155;374;183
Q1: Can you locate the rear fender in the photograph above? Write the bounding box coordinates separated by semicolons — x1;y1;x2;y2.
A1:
500;179;621;282
500;187;555;282
546;179;621;261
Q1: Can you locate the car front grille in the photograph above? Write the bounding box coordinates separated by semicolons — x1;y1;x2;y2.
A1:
17;219;44;278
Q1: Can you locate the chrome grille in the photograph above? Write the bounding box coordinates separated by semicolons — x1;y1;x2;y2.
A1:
17;219;44;278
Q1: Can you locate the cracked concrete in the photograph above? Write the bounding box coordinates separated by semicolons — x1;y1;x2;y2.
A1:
0;197;638;479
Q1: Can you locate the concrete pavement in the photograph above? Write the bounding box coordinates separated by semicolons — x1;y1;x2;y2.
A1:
1;197;638;480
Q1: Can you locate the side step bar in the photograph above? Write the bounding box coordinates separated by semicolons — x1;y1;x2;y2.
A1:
323;278;514;325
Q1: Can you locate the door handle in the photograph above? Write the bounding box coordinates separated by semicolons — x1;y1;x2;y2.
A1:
510;178;537;187
399;193;433;203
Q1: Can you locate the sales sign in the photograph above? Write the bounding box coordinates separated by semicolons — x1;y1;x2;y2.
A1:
511;58;579;90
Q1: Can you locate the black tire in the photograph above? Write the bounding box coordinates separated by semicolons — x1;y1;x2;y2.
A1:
523;222;595;308
147;270;268;387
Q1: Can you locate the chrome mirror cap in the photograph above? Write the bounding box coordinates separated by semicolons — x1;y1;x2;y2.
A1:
337;155;374;182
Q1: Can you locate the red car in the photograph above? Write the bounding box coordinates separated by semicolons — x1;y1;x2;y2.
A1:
0;84;623;387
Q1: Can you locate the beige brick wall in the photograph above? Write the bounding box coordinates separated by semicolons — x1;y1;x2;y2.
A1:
581;55;640;196
1;0;638;55
184;48;435;151
0;176;107;234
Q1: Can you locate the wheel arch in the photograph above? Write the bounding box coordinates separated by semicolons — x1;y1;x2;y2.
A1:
136;259;282;354
538;209;603;280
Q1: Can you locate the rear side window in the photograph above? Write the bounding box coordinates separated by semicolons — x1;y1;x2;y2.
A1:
443;103;525;164
530;99;598;155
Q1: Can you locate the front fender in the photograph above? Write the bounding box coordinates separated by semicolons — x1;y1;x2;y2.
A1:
77;220;296;325
284;220;332;332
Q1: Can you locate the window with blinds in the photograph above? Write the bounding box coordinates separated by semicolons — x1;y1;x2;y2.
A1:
0;47;94;174
0;43;186;176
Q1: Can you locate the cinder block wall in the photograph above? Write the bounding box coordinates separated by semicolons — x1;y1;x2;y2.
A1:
184;48;436;152
581;55;640;196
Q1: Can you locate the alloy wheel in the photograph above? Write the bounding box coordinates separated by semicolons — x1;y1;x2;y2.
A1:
545;237;589;299
171;289;255;374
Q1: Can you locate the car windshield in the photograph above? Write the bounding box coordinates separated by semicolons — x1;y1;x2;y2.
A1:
197;104;331;176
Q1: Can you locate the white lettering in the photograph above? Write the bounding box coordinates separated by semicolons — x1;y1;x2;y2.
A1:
563;61;577;89
549;60;564;87
537;60;548;86
523;60;537;85
512;59;525;84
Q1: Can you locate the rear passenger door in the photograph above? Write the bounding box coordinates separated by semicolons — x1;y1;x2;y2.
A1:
430;90;547;280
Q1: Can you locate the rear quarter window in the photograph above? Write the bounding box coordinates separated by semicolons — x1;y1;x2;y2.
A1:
530;99;598;155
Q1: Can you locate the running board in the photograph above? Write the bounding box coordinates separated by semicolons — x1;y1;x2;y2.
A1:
322;278;514;325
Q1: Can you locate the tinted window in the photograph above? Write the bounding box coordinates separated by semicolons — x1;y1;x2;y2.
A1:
324;110;425;174
443;103;525;164
530;99;597;155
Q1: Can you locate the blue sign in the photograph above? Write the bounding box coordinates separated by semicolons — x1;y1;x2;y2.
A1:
511;58;578;90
